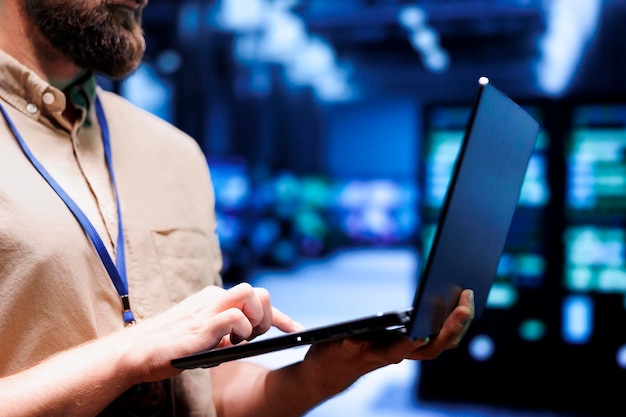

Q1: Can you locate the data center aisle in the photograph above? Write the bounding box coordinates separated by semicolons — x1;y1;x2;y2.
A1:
244;248;570;417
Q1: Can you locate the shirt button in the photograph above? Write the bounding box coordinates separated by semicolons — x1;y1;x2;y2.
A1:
136;304;145;318
43;92;55;105
26;103;38;114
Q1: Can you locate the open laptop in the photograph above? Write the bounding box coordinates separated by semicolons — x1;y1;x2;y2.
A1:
171;76;540;370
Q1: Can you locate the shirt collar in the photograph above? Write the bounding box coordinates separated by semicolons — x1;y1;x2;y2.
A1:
0;48;97;130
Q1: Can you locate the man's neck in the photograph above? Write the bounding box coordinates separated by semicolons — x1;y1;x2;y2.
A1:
0;0;83;86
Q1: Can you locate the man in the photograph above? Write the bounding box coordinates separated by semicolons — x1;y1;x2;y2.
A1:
0;0;475;416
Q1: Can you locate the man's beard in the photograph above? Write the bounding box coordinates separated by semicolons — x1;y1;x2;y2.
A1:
24;0;146;79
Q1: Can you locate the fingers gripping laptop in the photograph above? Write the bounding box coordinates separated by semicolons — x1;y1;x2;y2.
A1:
171;77;541;370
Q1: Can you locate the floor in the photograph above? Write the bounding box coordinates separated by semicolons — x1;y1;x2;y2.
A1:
243;248;574;417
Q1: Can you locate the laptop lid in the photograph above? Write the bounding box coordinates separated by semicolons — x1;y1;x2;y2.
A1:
408;76;540;339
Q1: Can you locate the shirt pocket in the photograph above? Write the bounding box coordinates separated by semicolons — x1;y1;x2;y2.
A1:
152;227;221;304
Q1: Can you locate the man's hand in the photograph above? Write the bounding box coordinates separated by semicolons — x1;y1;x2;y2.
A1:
123;282;302;383
299;288;475;395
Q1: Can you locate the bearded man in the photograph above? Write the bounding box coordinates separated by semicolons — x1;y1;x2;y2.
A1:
0;1;474;416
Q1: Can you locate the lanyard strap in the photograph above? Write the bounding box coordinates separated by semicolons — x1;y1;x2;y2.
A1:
0;98;135;325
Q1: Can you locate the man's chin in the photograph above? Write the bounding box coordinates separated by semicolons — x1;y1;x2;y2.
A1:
97;31;146;78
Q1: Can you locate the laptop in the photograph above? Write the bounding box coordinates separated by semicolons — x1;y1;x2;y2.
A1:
171;76;540;370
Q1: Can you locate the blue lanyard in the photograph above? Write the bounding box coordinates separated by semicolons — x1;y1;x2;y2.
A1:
0;98;136;326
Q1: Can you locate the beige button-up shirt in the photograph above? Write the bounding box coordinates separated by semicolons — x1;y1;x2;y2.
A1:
0;49;221;416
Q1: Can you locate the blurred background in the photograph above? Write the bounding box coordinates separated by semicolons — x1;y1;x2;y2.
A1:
105;0;626;416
